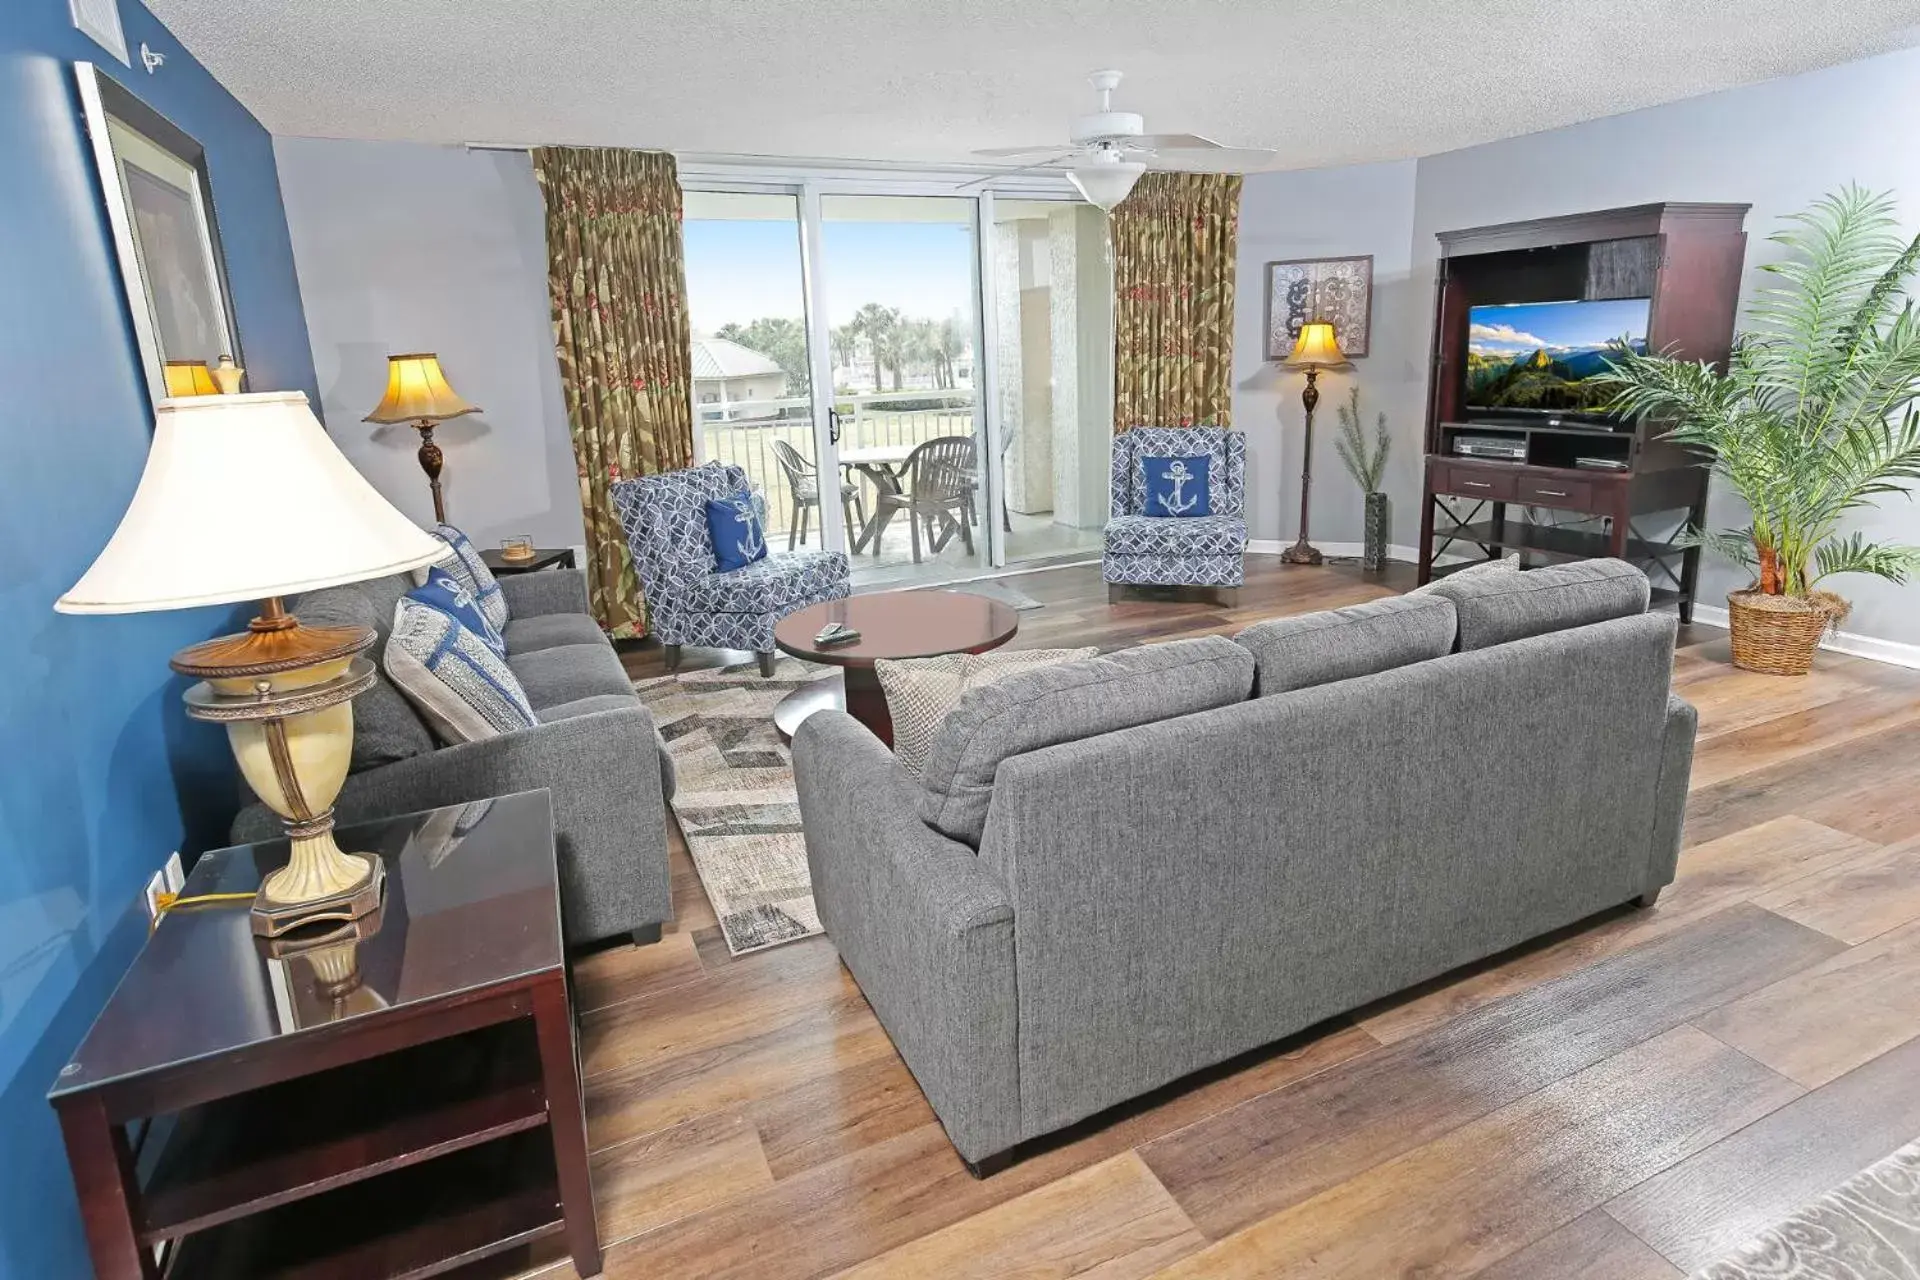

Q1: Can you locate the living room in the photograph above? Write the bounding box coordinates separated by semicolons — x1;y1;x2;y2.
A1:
10;1;1920;1277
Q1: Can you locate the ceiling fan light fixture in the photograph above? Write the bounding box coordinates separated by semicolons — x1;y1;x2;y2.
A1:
1068;159;1146;211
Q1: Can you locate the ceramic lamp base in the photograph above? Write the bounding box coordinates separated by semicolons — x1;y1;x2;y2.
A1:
254;850;384;938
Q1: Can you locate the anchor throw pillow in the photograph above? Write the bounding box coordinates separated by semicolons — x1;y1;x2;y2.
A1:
1142;455;1212;518
705;491;768;573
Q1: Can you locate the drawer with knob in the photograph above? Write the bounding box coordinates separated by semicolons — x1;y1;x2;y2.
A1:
1516;476;1594;509
1433;464;1517;501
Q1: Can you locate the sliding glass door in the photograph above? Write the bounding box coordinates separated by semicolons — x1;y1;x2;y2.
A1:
681;172;1107;589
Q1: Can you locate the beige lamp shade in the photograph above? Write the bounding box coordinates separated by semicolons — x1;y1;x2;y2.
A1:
56;391;446;614
1285;321;1350;368
364;353;481;424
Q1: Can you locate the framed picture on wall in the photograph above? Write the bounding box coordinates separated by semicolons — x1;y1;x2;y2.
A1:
1265;255;1373;359
75;62;242;410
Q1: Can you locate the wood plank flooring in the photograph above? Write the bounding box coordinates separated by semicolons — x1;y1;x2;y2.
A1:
501;560;1920;1280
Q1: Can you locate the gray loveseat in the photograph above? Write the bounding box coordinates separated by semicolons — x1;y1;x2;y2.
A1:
233;567;674;947
793;559;1696;1171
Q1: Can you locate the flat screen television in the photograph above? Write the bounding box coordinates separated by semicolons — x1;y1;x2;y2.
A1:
1464;297;1650;419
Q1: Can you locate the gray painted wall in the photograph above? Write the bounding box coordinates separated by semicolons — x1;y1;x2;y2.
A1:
1399;45;1920;644
1231;160;1421;548
273;137;585;553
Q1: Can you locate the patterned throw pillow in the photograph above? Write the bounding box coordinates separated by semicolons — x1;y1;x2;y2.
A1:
705;491;768;572
876;647;1099;777
1142;455;1212;517
414;524;508;630
384;597;536;744
407;566;505;656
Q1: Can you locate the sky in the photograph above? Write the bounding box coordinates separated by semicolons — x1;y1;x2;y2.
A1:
683;219;975;335
1467;298;1651;357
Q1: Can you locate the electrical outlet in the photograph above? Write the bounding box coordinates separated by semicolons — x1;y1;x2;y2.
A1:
143;868;169;921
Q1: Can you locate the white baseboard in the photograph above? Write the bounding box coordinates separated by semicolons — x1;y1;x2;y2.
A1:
1246;540;1426;563
1688;604;1920;670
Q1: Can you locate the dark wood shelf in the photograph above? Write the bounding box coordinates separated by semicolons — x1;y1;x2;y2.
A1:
141;1024;547;1243
1442;521;1682;563
167;1129;563;1280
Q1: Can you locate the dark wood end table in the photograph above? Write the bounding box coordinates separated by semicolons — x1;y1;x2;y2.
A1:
480;547;577;576
772;589;1019;746
48;791;601;1279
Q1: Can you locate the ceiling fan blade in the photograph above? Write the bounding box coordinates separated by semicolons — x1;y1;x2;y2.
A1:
1147;147;1281;172
1129;132;1227;150
971;144;1077;159
955;155;1073;190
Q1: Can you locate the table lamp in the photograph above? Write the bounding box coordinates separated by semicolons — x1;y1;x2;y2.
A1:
163;360;218;397
363;353;481;525
56;392;446;936
1279;321;1351;566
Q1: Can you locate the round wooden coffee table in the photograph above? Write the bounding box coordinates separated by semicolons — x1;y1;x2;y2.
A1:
773;590;1020;745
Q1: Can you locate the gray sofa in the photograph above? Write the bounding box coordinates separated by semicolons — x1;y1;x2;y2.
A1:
793;559;1697;1171
233;567;674;947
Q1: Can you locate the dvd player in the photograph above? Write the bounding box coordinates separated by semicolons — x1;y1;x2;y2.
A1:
1452;435;1527;461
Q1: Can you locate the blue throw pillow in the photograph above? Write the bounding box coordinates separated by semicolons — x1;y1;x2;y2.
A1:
416;524;508;630
1142;455;1212;517
706;491;768;572
407;567;506;657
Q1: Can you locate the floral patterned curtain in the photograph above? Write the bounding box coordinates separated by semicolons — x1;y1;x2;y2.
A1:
531;147;694;638
1110;172;1242;432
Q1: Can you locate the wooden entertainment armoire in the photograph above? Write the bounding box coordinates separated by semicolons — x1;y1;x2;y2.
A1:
1415;202;1750;622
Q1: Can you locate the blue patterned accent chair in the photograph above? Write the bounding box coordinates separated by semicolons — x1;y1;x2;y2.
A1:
611;462;851;675
1104;426;1248;603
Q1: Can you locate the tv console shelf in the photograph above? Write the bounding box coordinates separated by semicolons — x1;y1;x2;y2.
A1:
1416;202;1750;622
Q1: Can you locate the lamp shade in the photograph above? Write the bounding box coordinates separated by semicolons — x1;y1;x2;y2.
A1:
164;360;219;397
56;391;446;614
1068;159;1147;212
1285;321;1350;368
363;353;481;425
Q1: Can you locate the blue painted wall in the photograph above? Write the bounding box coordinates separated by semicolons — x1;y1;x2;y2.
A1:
0;0;314;1273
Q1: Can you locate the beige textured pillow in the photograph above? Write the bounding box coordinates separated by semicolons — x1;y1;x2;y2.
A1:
877;647;1099;777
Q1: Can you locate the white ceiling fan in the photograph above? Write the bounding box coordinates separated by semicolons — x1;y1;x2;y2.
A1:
969;70;1278;209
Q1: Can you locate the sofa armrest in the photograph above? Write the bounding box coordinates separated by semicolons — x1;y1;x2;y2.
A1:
792;711;1020;1162
233;705;670;946
499;567;590;619
1647;692;1698;892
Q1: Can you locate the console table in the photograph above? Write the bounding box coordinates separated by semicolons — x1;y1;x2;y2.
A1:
1416;201;1750;622
48;791;600;1279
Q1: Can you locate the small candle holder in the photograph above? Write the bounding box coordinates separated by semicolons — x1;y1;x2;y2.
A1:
499;535;536;563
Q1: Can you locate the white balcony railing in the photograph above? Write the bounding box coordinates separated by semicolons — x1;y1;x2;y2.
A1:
697;390;977;542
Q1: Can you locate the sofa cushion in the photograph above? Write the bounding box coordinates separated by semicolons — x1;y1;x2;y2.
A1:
1406;552;1518;597
385;598;537;743
507;641;634;711
295;574;434;770
917;635;1255;847
1104;514;1247;557
676;550;849;614
1236;595;1457;695
504;612;607;656
877;647;1099;778
1428;557;1650;650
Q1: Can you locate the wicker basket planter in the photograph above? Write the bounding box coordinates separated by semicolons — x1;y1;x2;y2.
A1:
1726;590;1845;675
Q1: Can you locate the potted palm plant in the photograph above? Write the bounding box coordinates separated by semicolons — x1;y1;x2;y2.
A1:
1600;186;1920;675
1335;386;1391;571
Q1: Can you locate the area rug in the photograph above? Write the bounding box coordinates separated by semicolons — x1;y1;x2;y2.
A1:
941;579;1046;611
1694;1137;1920;1279
633;656;836;956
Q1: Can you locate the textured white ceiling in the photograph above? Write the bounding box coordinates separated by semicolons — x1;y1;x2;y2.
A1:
146;0;1920;171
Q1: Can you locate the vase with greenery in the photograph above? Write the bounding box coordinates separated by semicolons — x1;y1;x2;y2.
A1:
1335;386;1392;571
1599;186;1920;675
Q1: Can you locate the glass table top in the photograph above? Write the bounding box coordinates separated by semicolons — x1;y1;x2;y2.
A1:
51;790;560;1098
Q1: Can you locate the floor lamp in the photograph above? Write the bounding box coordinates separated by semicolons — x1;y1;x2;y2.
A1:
364;353;481;525
1279;321;1351;566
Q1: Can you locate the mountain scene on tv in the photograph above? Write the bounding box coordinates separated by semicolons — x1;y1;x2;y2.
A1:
1465;298;1650;412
